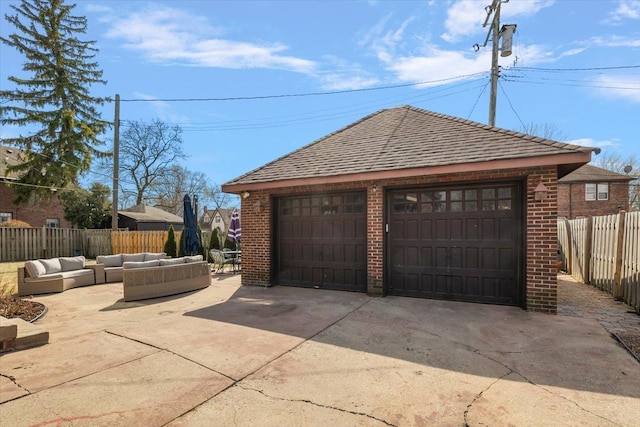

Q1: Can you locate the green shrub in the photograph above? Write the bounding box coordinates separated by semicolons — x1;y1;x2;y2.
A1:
164;225;177;258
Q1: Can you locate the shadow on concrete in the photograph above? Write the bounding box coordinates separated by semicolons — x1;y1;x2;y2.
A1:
184;284;640;399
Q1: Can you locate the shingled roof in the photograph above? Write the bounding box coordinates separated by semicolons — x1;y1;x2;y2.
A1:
0;145;24;181
223;105;596;190
558;164;633;182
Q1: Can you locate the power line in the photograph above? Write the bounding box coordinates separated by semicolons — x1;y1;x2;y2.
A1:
498;81;525;129
507;64;640;72
113;72;488;102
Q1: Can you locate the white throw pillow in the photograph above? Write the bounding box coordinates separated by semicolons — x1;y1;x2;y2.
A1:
39;258;62;274
123;260;160;269
159;258;186;266
25;260;46;278
122;253;145;263
144;252;166;261
59;256;85;271
97;254;122;267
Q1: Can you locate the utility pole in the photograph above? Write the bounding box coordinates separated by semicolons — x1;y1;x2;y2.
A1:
473;0;516;127
111;94;120;230
488;1;501;127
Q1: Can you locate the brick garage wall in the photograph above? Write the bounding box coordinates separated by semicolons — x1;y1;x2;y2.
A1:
558;181;629;219
239;165;559;312
0;182;70;228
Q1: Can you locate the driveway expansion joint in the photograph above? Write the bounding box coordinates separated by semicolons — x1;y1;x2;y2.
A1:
238;385;396;426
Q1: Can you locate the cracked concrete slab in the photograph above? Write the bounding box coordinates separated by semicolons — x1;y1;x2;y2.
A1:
0;330;158;400
0;351;233;427
168;385;391;426
465;372;637;426
1;275;638;426
107;285;370;380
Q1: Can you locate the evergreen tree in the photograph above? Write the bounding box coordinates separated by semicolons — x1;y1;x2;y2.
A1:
209;228;221;250
164;225;177;258
197;225;206;259
178;228;185;257
0;0;109;203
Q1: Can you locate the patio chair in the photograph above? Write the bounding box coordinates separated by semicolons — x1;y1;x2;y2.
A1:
210;249;234;273
222;248;241;272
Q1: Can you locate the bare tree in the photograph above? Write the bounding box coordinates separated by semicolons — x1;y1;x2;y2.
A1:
592;149;640;210
519;122;568;141
147;165;232;216
118;119;186;206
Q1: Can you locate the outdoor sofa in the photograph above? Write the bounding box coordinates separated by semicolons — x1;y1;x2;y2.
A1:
122;254;210;302
96;252;167;283
18;256;103;296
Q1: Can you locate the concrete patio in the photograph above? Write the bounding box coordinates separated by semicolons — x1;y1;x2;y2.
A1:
1;274;638;426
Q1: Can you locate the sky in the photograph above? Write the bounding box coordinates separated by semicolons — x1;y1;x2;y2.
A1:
1;0;639;199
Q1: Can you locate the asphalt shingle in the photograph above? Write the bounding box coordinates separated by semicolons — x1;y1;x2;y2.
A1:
225;105;595;186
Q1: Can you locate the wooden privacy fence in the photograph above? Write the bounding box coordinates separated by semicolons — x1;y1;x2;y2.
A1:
558;211;640;314
1;228;216;262
0;227;84;262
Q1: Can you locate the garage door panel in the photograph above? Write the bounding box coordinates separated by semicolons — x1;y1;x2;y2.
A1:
388;183;522;306
466;218;479;239
276;193;367;292
451;219;463;240
435;219;448;239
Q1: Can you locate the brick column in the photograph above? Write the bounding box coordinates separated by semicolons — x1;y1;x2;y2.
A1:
526;167;558;313
241;191;272;287
367;184;384;296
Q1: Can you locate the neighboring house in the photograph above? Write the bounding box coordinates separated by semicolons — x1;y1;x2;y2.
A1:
118;204;184;231
222;105;598;314
557;164;632;219
0;145;71;228
199;206;234;234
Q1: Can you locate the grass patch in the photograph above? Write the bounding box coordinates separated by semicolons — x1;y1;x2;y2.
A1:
1;262;22;296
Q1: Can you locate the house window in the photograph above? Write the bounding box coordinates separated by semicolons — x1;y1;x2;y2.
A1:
215;215;221;223
0;212;12;223
46;218;60;228
585;183;609;201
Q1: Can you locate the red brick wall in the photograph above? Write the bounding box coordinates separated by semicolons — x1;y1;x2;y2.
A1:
557;181;629;219
0;182;71;228
239;165;559;312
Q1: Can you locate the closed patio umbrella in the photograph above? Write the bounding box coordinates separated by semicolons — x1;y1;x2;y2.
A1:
182;194;201;256
227;208;241;250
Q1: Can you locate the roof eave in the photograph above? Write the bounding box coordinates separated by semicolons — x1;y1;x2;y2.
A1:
223;152;593;193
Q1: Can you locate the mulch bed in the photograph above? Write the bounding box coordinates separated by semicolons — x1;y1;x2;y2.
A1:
0;296;46;322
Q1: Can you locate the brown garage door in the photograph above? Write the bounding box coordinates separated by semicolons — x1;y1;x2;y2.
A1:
387;183;523;306
275;193;367;292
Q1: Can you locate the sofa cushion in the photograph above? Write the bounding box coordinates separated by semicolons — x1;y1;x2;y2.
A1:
25;260;46;278
122;253;145;263
159;258;186;266
123;260;160;269
97;254;122;268
144;252;166;261
184;255;203;263
59;256;86;272
40;258;62;274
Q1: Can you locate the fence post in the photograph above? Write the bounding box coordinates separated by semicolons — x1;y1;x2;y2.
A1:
613;211;626;300
584;216;593;284
564;218;572;274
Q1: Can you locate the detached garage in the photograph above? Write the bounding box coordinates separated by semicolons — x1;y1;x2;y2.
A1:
222;106;597;313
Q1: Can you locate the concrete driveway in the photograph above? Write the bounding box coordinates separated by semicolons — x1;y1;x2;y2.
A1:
1;275;638;426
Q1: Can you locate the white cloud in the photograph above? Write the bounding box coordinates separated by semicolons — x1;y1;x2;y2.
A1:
100;4;316;74
607;0;640;22
567;138;619;149
587;35;640;48
591;74;640;103
441;0;555;43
